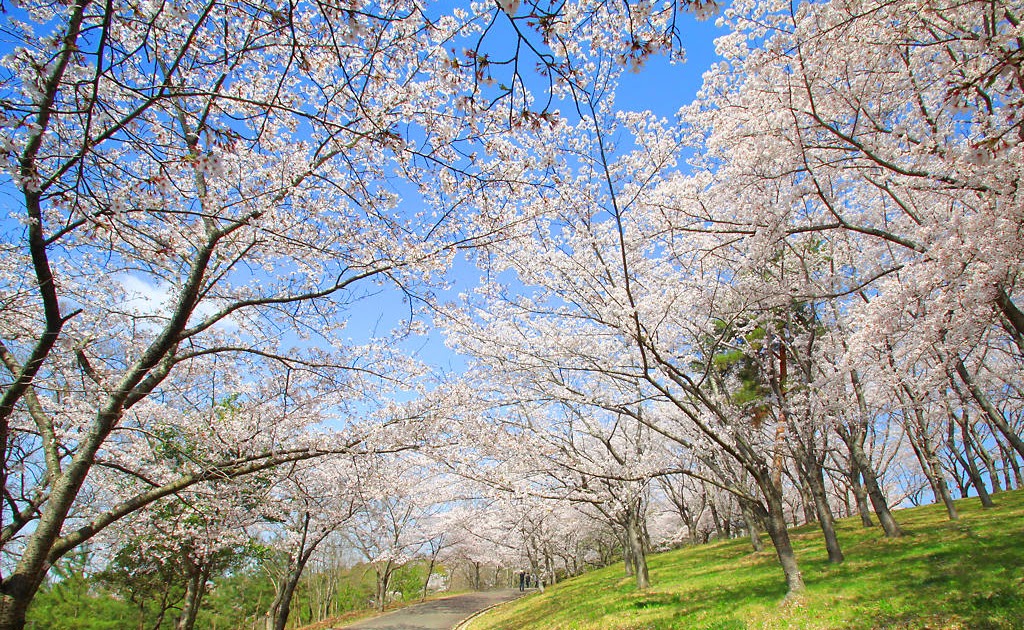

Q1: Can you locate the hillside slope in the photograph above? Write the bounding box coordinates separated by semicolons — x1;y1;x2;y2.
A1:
467;491;1024;629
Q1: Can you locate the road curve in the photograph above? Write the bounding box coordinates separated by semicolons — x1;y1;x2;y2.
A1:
334;589;526;630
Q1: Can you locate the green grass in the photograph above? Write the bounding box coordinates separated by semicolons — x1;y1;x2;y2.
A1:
468;490;1024;629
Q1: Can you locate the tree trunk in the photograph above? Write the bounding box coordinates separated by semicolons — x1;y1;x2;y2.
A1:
848;459;874;527
756;490;805;597
176;561;209;630
621;529;635;578
269;565;305;630
738;501;764;552
806;471;839;565
794;474;817;525
421;556;437;602
545;554;557;586
0;423;115;630
707;496;726;540
1002;442;1023;489
0;569;47;630
950;414;995;508
375;562;393;613
904;407;959;520
801;460;844;563
954;359;1024;460
967;423;1002;493
843;431;902;537
996;287;1024;339
683;508;700;545
528;557;544;593
625;507;650;590
844;369;902;536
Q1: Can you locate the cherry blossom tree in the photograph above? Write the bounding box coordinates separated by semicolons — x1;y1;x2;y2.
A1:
441;90;821;593
653;469;713;547
257;457;360;630
0;0;476;622
439;0;1024;595
0;0;724;622
675;0;1024;456
104;474;265;630
344;453;445;612
6;0;1018;621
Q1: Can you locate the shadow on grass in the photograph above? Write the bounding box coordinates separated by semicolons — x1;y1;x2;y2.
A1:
472;491;1024;630
807;508;1024;629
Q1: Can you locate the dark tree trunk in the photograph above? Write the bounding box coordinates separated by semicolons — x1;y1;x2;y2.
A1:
176;560;210;630
967;423;1002;493
738;500;764;552
954;359;1024;460
755;488;805;597
421;555;438;602
802;461;844;563
948;413;995;508
904;407;958;521
795;473;817;525
624;505;650;590
845;369;902;536
707;498;724;540
841;427;903;537
1002;442;1023;489
266;511;336;630
375;562;394;613
269;566;305;630
621;529;635;578
848;459;874;527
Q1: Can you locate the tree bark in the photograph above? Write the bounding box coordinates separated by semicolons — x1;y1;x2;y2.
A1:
621;528;635;578
903;407;958;520
848;459;874;527
755;489;805;596
0;429;110;630
847;436;901;536
954;359;1024;460
794;472;817;526
738;500;764;552
996;288;1024;339
948;413;994;508
843;371;902;537
801;460;844;563
1001;442;1023;489
421;553;439;602
268;564;306;630
624;504;650;590
967;423;1002;493
375;562;394;613
176;560;210;630
266;511;335;630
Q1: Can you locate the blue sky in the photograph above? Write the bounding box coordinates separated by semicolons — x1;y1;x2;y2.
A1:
0;2;730;386
616;15;727;117
388;9;730;376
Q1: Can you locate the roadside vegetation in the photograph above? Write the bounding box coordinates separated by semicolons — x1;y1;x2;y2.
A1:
467;491;1024;630
25;557;444;630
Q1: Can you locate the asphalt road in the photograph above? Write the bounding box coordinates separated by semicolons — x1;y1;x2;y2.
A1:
335;589;526;630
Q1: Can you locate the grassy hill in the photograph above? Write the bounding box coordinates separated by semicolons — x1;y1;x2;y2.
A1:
467;490;1024;629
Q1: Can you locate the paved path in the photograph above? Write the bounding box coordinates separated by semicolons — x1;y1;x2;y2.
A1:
335;589;525;630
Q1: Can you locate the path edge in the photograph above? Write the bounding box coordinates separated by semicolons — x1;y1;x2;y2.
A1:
451;593;525;630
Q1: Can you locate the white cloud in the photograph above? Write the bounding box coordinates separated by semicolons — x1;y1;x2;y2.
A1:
117;274;237;333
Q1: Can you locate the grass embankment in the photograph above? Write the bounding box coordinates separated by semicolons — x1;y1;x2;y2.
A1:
468;490;1024;629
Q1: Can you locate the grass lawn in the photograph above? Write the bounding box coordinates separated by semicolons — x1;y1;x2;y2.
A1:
467;490;1024;629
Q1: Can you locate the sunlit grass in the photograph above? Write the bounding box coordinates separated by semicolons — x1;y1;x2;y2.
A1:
468;490;1024;629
